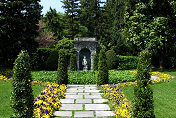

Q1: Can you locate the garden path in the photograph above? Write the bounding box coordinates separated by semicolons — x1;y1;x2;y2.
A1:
53;85;116;118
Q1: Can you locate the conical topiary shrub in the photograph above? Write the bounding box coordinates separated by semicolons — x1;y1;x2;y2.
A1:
57;49;68;84
70;53;77;71
93;53;98;71
133;49;155;118
105;49;118;70
97;49;108;85
11;50;34;118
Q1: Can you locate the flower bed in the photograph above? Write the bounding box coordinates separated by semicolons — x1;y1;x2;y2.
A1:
33;83;67;117
101;84;131;118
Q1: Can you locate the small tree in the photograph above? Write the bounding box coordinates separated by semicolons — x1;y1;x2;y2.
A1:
11;50;34;118
57;49;68;84
70;53;77;71
93;53;98;71
105;49;118;70
97;49;108;85
133;50;155;118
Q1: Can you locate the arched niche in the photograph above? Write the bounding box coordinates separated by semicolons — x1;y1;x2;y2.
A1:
73;37;97;71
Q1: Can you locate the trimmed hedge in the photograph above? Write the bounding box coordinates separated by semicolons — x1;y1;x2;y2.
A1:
57;49;68;84
70;54;77;71
11;50;34;117
106;50;118;70
46;49;59;70
97;49;108;85
93;53;98;71
117;55;139;70
133;50;155;118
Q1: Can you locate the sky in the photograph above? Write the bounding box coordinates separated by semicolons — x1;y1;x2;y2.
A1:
40;0;64;15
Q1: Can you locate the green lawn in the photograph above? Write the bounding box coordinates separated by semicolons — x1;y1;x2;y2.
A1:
121;70;176;118
0;81;44;118
32;70;136;84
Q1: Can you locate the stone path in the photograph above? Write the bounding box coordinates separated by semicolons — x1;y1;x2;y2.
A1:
53;85;116;118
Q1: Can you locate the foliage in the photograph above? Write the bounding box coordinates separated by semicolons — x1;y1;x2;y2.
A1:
93;53;98;71
62;0;80;40
46;49;59;70
133;50;155;118
124;0;176;69
0;0;41;66
117;55;139;70
97;49;109;85
42;8;65;40
57;50;68;84
105;50;118;70
70;54;77;71
31;48;53;70
11;50;34;117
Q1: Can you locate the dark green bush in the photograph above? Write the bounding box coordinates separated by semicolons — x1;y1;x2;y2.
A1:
70;54;77;71
46;49;59;70
106;50;118;70
117;55;139;70
133;50;155;118
93;53;98;71
11;50;34;118
97;49;109;85
30;48;53;70
57;49;68;84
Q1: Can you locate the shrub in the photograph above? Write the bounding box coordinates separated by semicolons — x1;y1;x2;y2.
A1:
70;54;77;71
97;49;108;85
117;55;139;70
46;49;59;70
93;53;98;71
30;48;53;70
57;49;68;84
11;50;34;118
106;50;118;70
133;50;155;118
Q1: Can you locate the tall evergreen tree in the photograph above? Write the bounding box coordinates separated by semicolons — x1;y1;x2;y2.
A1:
62;0;80;40
0;0;42;66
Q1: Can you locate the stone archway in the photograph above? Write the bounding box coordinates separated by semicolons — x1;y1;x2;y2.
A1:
73;37;98;71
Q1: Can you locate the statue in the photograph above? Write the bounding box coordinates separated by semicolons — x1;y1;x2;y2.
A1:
82;56;88;71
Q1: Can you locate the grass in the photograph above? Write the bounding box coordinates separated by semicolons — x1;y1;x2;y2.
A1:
0;81;44;118
121;70;176;118
32;70;136;84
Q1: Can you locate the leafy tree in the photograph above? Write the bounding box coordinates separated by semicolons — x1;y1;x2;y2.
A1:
62;0;80;40
57;49;68;84
42;8;65;40
11;50;34;118
0;0;41;66
124;0;176;69
97;49;108;85
133;49;155;118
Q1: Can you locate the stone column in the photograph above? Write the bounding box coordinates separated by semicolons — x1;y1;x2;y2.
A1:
77;51;80;70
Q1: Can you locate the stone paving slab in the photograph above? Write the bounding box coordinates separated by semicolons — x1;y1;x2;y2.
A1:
91;93;103;95
85;95;102;99
74;111;94;118
76;99;92;104
85;90;100;93
78;93;90;95
94;99;108;103
53;111;72;117
65;93;77;95
60;104;83;110
84;85;97;87
85;104;110;110
66;95;83;99
60;99;74;104
67;90;84;93
96;111;116;117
